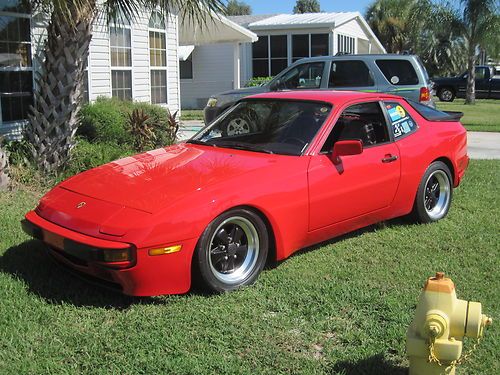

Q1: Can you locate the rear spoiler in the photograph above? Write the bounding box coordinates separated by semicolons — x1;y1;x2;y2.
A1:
443;111;464;121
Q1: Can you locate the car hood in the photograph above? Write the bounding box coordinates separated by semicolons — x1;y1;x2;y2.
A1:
60;143;276;214
217;85;268;98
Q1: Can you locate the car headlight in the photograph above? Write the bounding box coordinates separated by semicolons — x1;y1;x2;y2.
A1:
207;97;218;107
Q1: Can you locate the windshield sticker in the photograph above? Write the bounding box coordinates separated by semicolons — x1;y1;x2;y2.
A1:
386;102;417;139
388;107;401;121
396;105;406;118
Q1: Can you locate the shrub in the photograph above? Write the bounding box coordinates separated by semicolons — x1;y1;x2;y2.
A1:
245;76;273;87
79;98;178;151
128;109;155;151
78;97;132;145
65;139;135;177
132;102;178;148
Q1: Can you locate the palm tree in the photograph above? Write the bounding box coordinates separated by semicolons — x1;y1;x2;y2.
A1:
451;0;500;104
365;0;415;53
27;0;225;173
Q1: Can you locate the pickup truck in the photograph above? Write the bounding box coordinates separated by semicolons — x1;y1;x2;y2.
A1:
433;66;500;102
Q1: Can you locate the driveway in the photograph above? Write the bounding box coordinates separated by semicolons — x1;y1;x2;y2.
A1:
178;123;500;160
467;132;500;159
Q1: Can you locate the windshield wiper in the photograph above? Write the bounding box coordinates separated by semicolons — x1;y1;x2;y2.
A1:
213;141;274;154
186;139;214;146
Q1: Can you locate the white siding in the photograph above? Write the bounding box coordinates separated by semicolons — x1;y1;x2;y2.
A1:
130;9;150;102
166;13;180;112
335;19;367;40
89;12;111;98
88;9;180;113
180;43;235;109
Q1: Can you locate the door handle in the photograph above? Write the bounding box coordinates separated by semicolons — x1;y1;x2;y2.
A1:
382;154;398;163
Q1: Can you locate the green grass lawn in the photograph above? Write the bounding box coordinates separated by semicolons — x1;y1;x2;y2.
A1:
180;109;204;121
436;99;500;132
1;160;499;374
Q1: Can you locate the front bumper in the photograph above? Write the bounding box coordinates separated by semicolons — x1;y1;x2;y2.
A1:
22;210;198;296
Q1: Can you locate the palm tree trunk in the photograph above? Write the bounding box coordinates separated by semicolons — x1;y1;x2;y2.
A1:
26;5;95;173
0;143;9;190
465;42;476;104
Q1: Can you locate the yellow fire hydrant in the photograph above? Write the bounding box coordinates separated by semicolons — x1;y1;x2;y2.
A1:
406;272;492;375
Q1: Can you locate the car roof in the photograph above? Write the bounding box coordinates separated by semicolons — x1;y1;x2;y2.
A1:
244;90;403;105
292;54;420;63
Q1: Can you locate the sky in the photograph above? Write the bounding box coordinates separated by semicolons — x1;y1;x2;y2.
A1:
246;0;373;15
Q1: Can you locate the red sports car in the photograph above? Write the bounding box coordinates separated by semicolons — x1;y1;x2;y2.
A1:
22;91;469;296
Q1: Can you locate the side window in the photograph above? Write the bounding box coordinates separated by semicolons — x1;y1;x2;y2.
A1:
280;62;324;89
321;102;389;152
329;60;374;87
475;67;487;80
376;59;419;85
385;102;417;139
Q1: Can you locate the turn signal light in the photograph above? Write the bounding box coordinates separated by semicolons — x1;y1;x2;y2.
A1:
419;87;431;102
148;245;182;256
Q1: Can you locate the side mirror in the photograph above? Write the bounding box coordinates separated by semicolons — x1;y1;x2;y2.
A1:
270;79;281;91
331;140;363;163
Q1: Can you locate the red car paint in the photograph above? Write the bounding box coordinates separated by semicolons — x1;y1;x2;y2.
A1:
23;91;468;296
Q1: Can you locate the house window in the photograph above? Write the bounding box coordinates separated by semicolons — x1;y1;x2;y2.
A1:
149;11;167;104
180;55;193;79
292;33;329;63
0;2;33;124
311;34;329;57
110;19;132;100
82;70;89;103
270;35;287;76
251;34;287;78
252;36;268;77
81;56;90;103
337;34;355;54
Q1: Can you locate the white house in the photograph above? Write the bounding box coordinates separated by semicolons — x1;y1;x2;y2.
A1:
180;12;386;109
0;2;257;139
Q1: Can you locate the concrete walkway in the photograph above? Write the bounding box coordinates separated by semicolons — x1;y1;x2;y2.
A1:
178;122;500;160
467;132;500;159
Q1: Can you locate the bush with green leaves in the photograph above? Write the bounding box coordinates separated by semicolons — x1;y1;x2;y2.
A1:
65;139;135;177
78;97;132;145
132;102;178;149
245;76;273;87
79;97;178;152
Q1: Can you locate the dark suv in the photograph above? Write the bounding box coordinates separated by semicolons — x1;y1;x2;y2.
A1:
204;54;434;124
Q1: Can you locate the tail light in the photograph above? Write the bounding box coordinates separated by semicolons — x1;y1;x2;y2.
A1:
419;87;431;102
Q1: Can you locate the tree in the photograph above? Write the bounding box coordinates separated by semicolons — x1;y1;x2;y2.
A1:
365;0;469;77
293;0;320;14
226;0;251;16
27;0;225;173
451;0;500;104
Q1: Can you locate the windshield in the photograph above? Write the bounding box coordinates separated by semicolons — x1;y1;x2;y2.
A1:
189;99;332;156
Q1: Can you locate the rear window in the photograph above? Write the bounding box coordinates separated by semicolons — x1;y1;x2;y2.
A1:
328;60;374;87
376;59;419;85
407;100;462;121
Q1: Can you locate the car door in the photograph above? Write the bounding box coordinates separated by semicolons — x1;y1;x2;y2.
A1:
327;60;378;94
474;67;490;98
274;62;327;90
308;101;401;231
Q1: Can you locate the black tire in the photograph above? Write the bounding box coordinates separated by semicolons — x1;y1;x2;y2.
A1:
194;208;269;293
437;87;455;102
222;109;258;136
412;161;453;223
